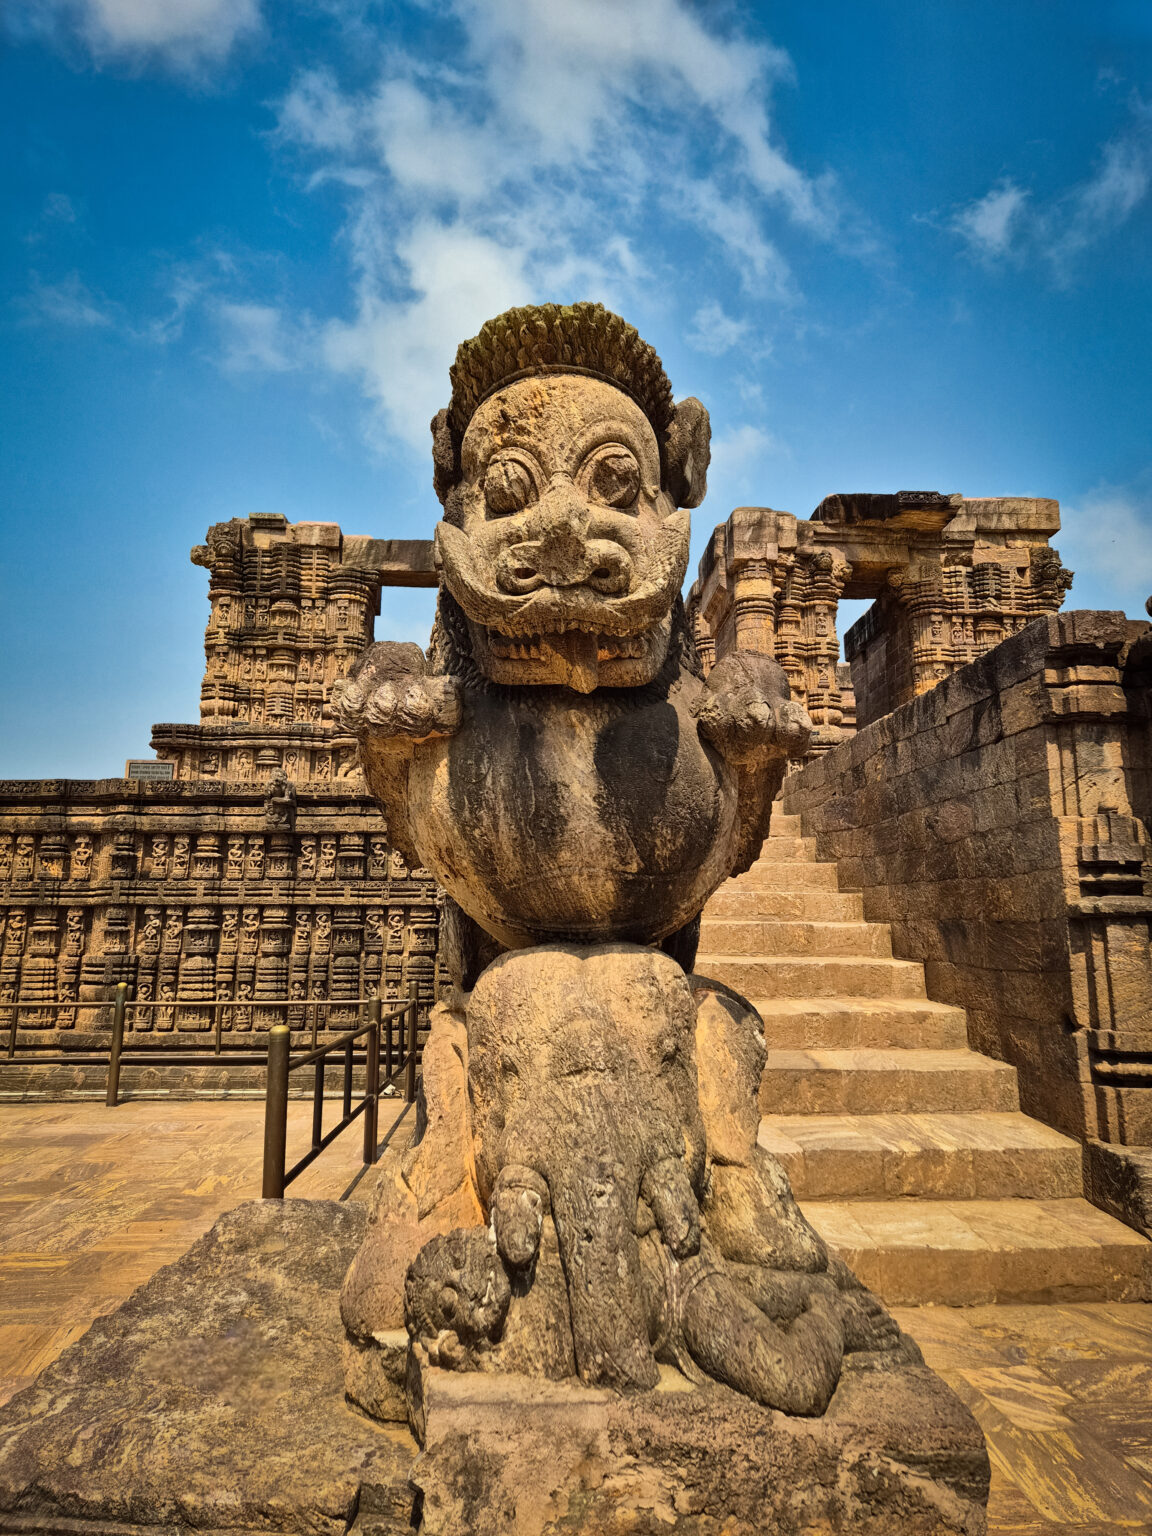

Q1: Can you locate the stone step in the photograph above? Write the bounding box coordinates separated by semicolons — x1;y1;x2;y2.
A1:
758;1048;1019;1115
699;918;891;959
726;859;841;892
801;1197;1152;1305
751;997;970;1051
752;836;818;862
695;955;926;1000
703;886;865;921
760;1111;1082;1200
766;813;802;837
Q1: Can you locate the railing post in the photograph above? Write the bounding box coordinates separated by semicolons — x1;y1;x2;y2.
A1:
363;997;381;1166
405;980;419;1105
105;982;128;1107
262;1025;291;1199
214;1001;223;1055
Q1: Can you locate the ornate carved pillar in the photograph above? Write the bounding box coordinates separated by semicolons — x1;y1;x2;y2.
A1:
254;906;291;1031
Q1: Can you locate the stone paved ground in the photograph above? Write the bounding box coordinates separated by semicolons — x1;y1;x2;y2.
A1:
0;1096;415;1406
0;1100;1149;1532
892;1302;1152;1534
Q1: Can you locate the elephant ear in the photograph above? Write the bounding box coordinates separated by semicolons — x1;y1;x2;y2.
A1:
663;396;711;509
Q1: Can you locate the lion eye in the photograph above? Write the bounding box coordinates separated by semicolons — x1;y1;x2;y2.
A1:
584;449;640;510
484;459;534;516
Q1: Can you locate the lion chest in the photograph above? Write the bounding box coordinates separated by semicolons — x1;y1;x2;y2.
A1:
408;685;738;947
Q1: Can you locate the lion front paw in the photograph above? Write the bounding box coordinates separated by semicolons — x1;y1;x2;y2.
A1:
334;642;462;745
694;652;811;766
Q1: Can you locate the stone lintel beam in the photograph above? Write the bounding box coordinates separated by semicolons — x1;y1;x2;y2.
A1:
342;537;438;588
941;497;1061;540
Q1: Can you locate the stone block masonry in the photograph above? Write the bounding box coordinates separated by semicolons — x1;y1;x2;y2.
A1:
0;515;443;1075
782;610;1152;1235
0;775;440;1057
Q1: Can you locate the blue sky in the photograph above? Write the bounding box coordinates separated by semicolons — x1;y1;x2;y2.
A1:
2;0;1150;778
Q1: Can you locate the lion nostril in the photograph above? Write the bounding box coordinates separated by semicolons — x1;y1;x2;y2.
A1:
513;567;536;582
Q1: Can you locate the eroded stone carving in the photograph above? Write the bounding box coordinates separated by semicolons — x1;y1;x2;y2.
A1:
337;306;938;1454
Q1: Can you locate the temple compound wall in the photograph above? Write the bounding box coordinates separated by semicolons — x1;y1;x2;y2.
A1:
687;491;1072;748
0;514;441;1062
781;609;1152;1235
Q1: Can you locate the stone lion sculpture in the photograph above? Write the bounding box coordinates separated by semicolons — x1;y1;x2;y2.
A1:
335;303;911;1430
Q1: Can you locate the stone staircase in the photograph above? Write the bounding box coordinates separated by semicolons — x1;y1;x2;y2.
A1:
697;814;1152;1306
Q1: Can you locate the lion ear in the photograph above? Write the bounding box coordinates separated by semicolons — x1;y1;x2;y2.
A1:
662;397;711;509
431;408;461;506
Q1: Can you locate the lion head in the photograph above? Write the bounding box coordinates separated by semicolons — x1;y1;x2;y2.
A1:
430;303;710;692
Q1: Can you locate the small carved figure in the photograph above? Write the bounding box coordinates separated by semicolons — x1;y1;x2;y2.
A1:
14;838;35;880
220;909;239;943
0;838;11;880
247;838;266;879
226;838;245;878
171;838;190;878
298;838;317;879
70;836;93;879
263;773;297;830
314;911;332;943
319;838;337;878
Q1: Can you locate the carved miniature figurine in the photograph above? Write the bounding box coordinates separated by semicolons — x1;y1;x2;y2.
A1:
338;305;908;1432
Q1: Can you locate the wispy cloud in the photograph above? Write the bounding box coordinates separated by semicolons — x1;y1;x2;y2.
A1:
686;301;752;356
947;95;1152;280
216;301;303;373
950;180;1029;262
273;0;839;451
22;271;114;328
707;422;786;499
6;0;261;74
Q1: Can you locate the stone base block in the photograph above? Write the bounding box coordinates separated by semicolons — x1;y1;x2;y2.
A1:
1084;1138;1152;1238
0;1200;417;1536
403;1359;989;1536
0;1198;988;1536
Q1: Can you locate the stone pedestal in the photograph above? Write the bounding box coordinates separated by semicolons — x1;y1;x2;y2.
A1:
0;1197;987;1536
405;1360;989;1535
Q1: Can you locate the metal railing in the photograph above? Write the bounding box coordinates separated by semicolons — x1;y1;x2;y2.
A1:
260;981;418;1199
3;984;423;1114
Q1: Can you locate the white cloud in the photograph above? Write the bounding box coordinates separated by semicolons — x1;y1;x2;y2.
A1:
950;181;1028;261
216;301;300;372
277;68;360;153
707;423;785;505
1044;106;1152;274
322;222;531;448
1058;481;1152;619
273;0;839;450
947;97;1152;278
8;0;261;72
24;272;114;327
686;302;750;356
